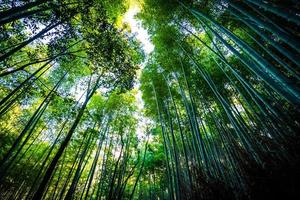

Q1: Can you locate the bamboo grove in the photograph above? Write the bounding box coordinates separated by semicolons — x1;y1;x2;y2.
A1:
139;0;300;199
0;0;299;200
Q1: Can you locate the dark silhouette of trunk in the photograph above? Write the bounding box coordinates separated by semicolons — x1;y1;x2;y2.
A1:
13;127;45;165
83;121;109;200
95;136;113;200
164;101;181;200
0;21;62;62
107;136;125;200
152;82;175;200
51;151;67;200
57;134;88;200
0;8;47;26
32;76;100;199
165;73;193;190
118;151;141;199
0;61;52;114
0;100;49;177
129;140;148;200
0;73;66;182
26;121;68;198
114;135;131;199
0;45;82;77
65;123;96;199
0;0;48;20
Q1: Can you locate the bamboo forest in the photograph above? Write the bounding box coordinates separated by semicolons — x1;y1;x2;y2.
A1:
0;0;300;199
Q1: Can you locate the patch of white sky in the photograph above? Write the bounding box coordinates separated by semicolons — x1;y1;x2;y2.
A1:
122;5;155;141
123;5;154;55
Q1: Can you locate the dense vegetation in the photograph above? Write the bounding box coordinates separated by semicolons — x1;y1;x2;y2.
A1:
0;0;299;199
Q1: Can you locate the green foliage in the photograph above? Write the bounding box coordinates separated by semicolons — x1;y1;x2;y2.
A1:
0;0;299;200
